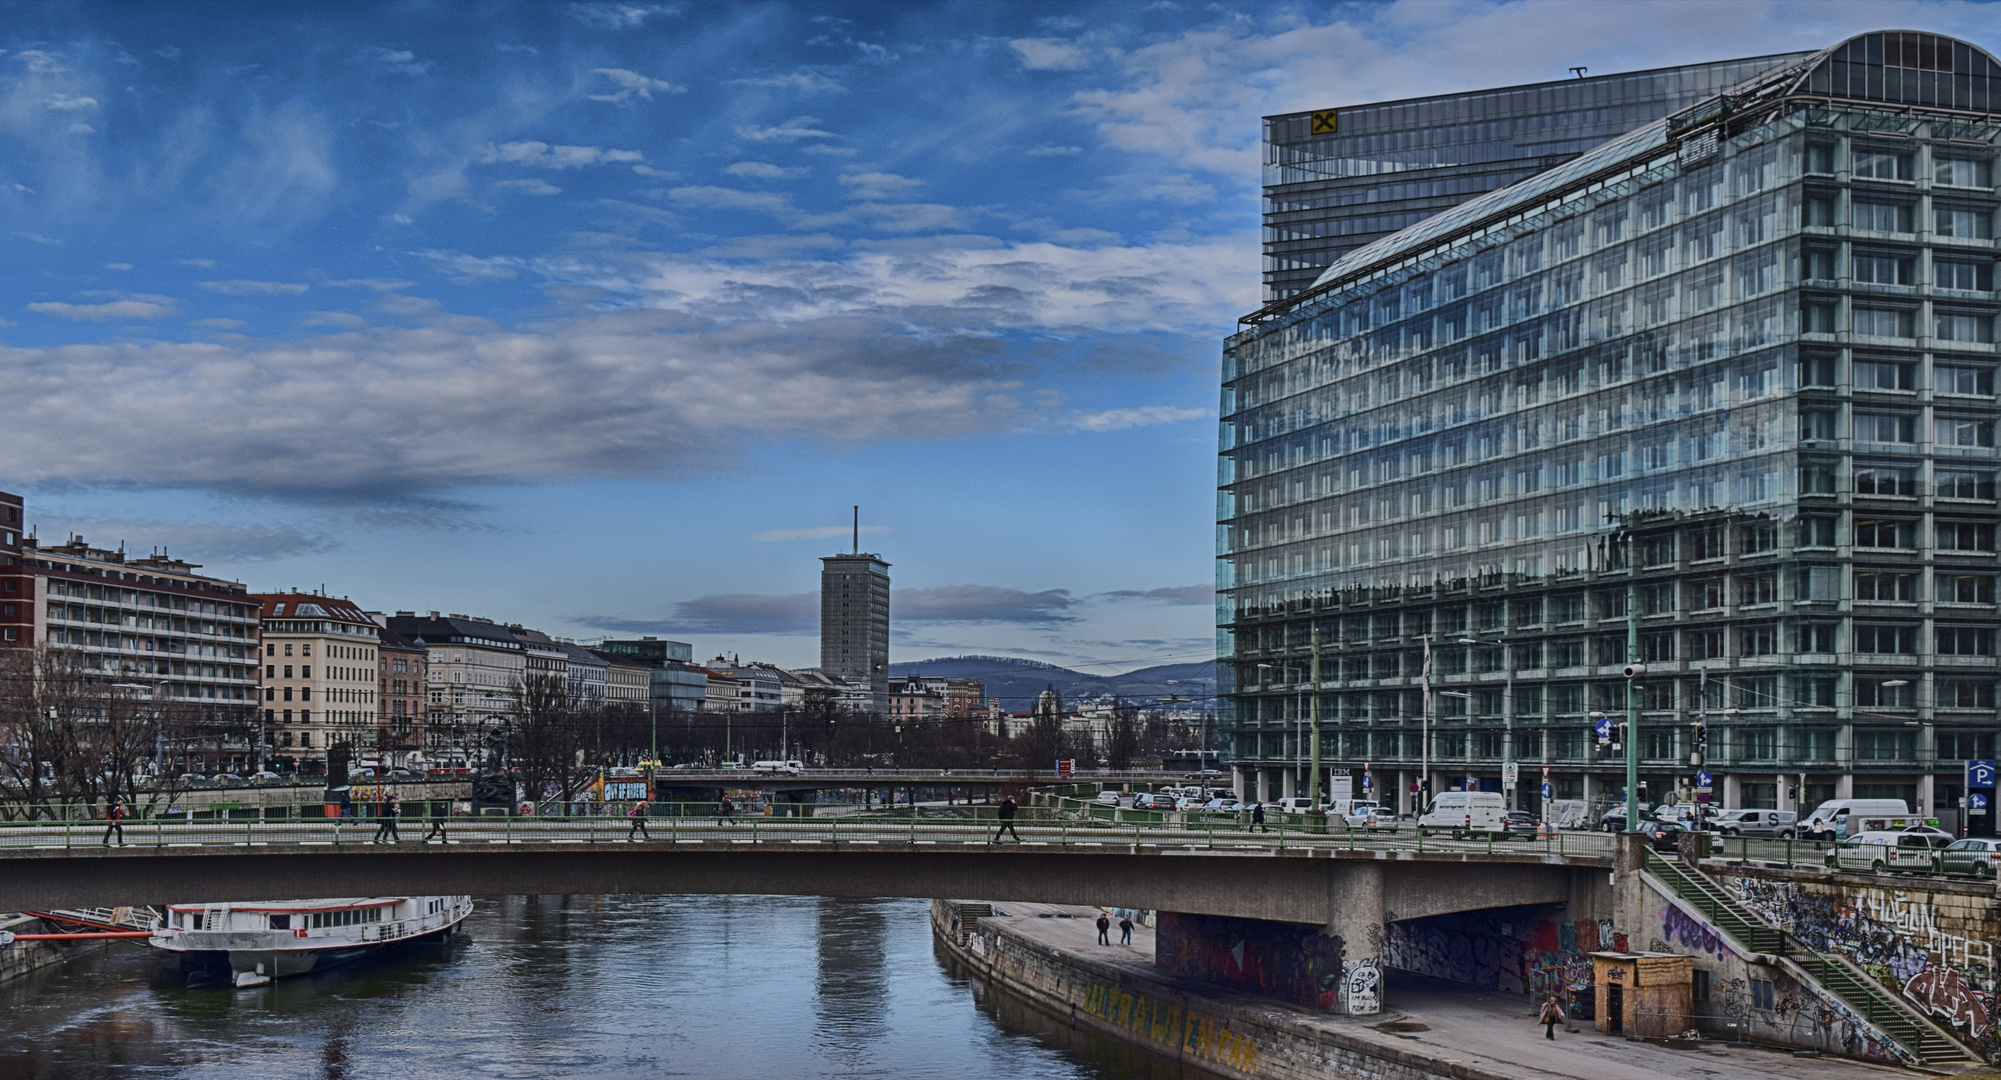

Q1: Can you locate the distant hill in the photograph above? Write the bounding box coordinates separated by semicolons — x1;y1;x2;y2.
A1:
888;655;1216;709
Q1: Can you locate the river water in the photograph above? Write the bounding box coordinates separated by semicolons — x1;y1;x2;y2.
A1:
0;896;1199;1080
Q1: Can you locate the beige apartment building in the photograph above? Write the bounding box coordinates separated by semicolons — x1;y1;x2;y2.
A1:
382;612;526;769
252;592;379;774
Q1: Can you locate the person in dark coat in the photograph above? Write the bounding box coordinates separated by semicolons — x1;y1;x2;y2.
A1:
627;798;651;840
101;797;126;846
1096;913;1111;945
1119;915;1134;945
422;800;449;843
993;796;1022;843
1251;802;1268;833
373;794;400;843
717;794;734;826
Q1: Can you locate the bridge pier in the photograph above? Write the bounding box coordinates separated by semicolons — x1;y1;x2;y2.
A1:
1325;859;1384;1015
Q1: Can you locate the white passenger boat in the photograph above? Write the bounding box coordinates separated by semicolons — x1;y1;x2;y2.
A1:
149;896;471;987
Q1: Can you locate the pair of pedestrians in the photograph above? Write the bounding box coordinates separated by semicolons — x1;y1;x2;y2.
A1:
1094;913;1134;946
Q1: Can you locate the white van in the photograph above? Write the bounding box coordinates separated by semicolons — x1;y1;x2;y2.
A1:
1418;791;1507;833
1825;831;1937;874
751;760;804;776
1270;797;1320;814
1800;799;1914;841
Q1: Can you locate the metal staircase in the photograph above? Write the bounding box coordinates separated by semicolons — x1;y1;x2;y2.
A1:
1642;851;1978;1066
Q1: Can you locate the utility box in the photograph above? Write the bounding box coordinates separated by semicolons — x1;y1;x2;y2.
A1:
1591;952;1693;1038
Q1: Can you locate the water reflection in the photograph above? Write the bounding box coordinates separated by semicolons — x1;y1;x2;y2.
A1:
0;896;1198;1080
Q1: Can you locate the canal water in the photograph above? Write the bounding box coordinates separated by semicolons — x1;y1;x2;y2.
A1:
0;896;1202;1079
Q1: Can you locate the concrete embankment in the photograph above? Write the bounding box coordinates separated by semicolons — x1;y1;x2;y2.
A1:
0;914;114;984
930;899;1518;1080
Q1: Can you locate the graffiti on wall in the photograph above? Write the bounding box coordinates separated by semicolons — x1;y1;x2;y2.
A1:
1081;979;1257;1073
1661;904;1728;959
1379;903;1605;1016
1154;911;1341;1010
1728;876;1998;1051
1343;959;1382;1015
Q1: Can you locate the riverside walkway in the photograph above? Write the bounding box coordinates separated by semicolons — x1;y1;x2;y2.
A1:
972;902;1932;1080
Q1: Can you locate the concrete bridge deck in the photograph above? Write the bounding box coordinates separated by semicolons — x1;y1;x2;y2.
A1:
1;818;1613;917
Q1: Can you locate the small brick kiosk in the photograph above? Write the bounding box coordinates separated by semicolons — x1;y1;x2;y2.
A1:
1590;952;1693;1038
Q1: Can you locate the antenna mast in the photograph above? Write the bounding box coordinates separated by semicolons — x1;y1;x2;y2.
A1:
853;505;859;553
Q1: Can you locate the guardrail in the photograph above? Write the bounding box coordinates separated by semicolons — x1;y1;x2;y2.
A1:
0;812;1624;857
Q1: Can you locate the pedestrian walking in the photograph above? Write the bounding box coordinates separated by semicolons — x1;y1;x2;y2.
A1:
422;801;449;843
1096;913;1111;945
717;794;734;826
993;796;1022;843
101;797;126;846
1251;802;1268;833
1539;995;1566;1040
373;793;400;843
627;798;651;840
1119;915;1134;945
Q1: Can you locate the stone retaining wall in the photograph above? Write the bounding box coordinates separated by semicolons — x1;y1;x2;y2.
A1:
930;899;1518;1080
0;913;112;984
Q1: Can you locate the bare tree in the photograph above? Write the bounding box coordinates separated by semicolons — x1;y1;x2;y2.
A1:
1105;703;1141;770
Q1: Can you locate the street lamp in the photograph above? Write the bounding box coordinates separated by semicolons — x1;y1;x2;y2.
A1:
1459;636;1514;808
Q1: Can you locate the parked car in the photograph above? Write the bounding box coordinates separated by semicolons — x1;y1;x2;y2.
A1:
1340;803;1394;827
1183;769;1225;782
248;771;286;786
1174;797;1204;811
1501;810;1540;835
1825;831;1937;874
1939;838;2001;878
1270;797;1320;815
1900;825;1957;849
1800;799;1916;842
1132;792;1175;810
1643;819;1691;853
1709;809;1798;839
1597;804;1655;832
1202;797;1242;813
1091;790;1122;806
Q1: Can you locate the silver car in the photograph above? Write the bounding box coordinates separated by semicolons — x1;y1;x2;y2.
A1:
1709;809;1797;838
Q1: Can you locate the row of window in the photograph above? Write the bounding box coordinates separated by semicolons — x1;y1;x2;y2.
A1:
1240;677;2000;722
1819;305;1998;342
1807;196;1995;238
41;579;254;619
1242;727;1994;764
1815;145;1995;187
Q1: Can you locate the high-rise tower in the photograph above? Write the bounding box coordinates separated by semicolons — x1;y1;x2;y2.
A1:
821;550;890;711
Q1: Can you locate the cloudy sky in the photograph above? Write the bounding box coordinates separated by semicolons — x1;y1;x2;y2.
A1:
3;1;1992;673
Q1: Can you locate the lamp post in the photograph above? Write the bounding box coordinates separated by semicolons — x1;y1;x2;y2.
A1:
1308;628;1323;808
1459;636;1513;808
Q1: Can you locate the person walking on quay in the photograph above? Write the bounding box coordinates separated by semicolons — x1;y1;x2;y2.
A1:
101;797;126;846
1250;802;1268;833
993;796;1022;843
717;794;734;826
373;794;400;844
1119;915;1134;946
1539;995;1566;1040
422;801;449;843
627;798;651;841
1096;913;1111;946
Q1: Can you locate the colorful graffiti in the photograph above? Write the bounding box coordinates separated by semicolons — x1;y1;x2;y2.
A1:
1154;912;1341;1010
1729;876;1998;1053
1660;905;1728;959
1080;979;1257;1073
1343;959;1382;1015
1380;903;1603;1018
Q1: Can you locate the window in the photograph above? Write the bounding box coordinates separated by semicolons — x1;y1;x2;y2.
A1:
1853;360;1914;389
1937;366;1995;396
1852;254;1912;285
1938;418;1996;448
1685;628;1723;659
1801;728;1837;759
1855;570;1916;600
1940;627;1996;655
1936;207;1993;239
1855;730;1915;761
1739;624;1777;656
1738;727;1778;760
1855;466;1916;495
1853;200;1912;232
1940;522;1997;551
1935;260;1994;292
1804;300;1839;332
1801;462;1837;491
1856;412;1915;442
1742;523;1777;554
1853;307;1914;337
1805;194;1837;227
1940;730;1997;756
1856;624;1918;653
1750;978;1776;1011
1855;518;1912;547
1936;157;1993;188
1800;623;1837;652
1851;150;1911;180
1936;313;1994;343
1802;247;1838;281
1740;574;1777;605
1939;574;1995;603
1856;679;1915;708
1799;516;1838;547
1800;352;1836;385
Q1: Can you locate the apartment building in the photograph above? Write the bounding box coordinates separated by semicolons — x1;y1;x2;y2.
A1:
252;592;380;772
384;612;527;768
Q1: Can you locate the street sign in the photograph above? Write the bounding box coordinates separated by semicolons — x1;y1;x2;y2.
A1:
1462;777;1479;792
1968;759;1997;789
1408;782;1419;794
1594;717;1614;741
1502;762;1519;787
1540;781;1553;799
1359;773;1372;791
1972;793;1991;812
1696;769;1713;790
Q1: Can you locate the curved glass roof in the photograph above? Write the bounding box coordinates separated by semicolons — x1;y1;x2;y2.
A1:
1289;30;1998;302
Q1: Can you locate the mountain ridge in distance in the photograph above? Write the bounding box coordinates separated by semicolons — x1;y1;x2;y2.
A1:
888;655;1216;709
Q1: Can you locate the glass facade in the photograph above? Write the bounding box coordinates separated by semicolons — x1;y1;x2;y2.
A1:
1261;54;1811;302
1221;33;2001;823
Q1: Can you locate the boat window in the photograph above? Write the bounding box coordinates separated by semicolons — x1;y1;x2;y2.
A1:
268;914;290;930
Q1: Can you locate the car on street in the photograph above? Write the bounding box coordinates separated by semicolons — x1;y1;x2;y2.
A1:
1131;792;1174;810
1183;769;1224;781
1174;796;1205;811
1501;810;1540;835
1899;825;1957;849
1091;790;1121;806
1825;831;1938;874
1597;804;1657;832
1643;819;1691;852
1939;838;2001;878
1709;809;1798;838
248;771;286;786
1202;797;1242;813
1339;803;1395;828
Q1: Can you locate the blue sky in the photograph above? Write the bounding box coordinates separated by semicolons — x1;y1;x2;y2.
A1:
3;0;1994;672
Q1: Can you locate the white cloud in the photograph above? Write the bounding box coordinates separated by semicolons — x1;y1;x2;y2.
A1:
1070;405;1207;432
731;72;845;94
665;186;793;215
27;298;175;321
588;67;681;104
1025;145;1084;156
326;278;415;291
838;170;923;199
496;177;562;195
193;317;248;329
801;145;857;157
734;115;835;142
302;311;369;328
567;2;682;30
102;262;132;270
199;279;310;295
479;141;645;169
353;47;432;76
724;161;806;180
418;250;526;283
1009;38;1092;71
179;258;218;268
754;524;889;542
43;93;99;111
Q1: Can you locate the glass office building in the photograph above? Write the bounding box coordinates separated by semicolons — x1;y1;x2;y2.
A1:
1221;32;2001;825
1261;54;1813;303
